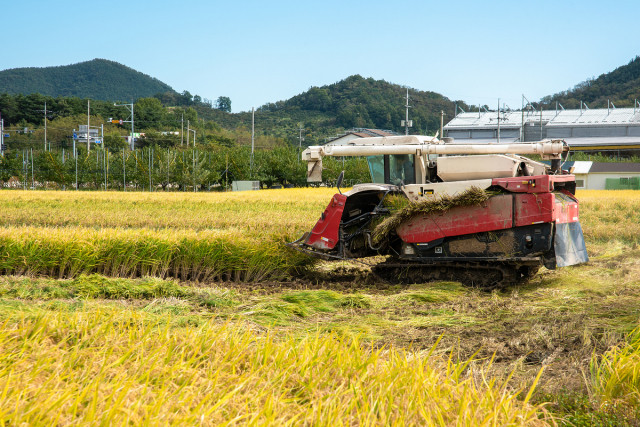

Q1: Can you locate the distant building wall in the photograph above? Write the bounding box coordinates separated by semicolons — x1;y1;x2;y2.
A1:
574;173;588;189
585;173;640;190
327;134;364;146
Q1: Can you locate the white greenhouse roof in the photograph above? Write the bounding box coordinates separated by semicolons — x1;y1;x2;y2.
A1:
445;108;640;130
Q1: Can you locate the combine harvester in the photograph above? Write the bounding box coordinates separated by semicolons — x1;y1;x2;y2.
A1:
290;136;588;288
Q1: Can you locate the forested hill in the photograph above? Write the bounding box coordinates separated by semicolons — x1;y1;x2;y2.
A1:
258;75;469;136
541;56;640;108
0;59;175;101
188;75;471;145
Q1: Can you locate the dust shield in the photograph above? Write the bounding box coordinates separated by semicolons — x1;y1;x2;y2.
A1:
554;222;589;267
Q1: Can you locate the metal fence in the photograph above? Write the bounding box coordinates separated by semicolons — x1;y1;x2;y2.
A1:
605;177;640;190
0;147;370;191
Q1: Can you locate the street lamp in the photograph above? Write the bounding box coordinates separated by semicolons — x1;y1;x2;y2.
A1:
114;103;134;150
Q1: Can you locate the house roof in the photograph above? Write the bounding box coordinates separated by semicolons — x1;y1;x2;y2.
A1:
570;161;593;174
542;160;640;174
363;129;395;137
589;162;640;173
325;128;399;145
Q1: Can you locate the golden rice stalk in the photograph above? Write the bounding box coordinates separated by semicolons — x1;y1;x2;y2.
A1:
0;309;553;425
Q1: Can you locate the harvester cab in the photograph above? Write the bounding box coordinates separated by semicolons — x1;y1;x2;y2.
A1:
290;135;588;288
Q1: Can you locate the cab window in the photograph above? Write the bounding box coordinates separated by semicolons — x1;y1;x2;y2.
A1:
366;154;416;185
367;156;385;183
389;154;415;185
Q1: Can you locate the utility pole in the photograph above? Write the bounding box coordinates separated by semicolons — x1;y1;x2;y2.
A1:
114;102;134;149
187;120;190;146
131;103;134;150
250;107;255;176
75;140;78;190
298;125;304;148
521;95;525;142
87;100;91;151
401;88;412;135
540;106;543;140
45;102;47;151
0;113;4;156
103;127;107;190
440;111;444;139
497;98;500;143
181;113;184;146
42;102;52;151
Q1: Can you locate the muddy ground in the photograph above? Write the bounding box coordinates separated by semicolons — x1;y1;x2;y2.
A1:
211;243;640;422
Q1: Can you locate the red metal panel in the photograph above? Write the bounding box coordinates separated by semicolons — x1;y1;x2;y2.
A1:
513;193;555;227
304;194;346;250
397;195;513;243
507;192;580;227
553;193;580;224
492;175;576;193
492;175;552;193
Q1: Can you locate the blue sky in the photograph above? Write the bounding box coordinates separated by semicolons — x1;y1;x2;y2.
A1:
2;0;639;112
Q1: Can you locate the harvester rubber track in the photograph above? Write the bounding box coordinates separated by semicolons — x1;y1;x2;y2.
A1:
372;260;540;290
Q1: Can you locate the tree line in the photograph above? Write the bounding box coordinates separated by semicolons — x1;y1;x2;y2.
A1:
0;145;369;191
1;74;466;150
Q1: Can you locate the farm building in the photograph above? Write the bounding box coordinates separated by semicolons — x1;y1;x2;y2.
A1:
325;128;398;146
444;105;640;154
559;161;640;189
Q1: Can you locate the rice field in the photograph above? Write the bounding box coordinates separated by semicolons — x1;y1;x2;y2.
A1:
577;190;640;244
0;188;636;281
0;188;639;424
0;189;334;281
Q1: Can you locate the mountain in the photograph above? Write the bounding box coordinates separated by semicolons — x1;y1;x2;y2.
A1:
0;59;175;101
541;56;640;108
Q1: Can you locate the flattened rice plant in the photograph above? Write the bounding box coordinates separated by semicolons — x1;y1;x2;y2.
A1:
0;310;553;425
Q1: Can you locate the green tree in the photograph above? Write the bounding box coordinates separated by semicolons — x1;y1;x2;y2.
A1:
135;98;166;129
104;132;129;152
215;96;232;113
136;131;179;149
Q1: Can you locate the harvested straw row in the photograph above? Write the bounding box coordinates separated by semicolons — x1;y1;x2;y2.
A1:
372;187;490;243
0;227;314;282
